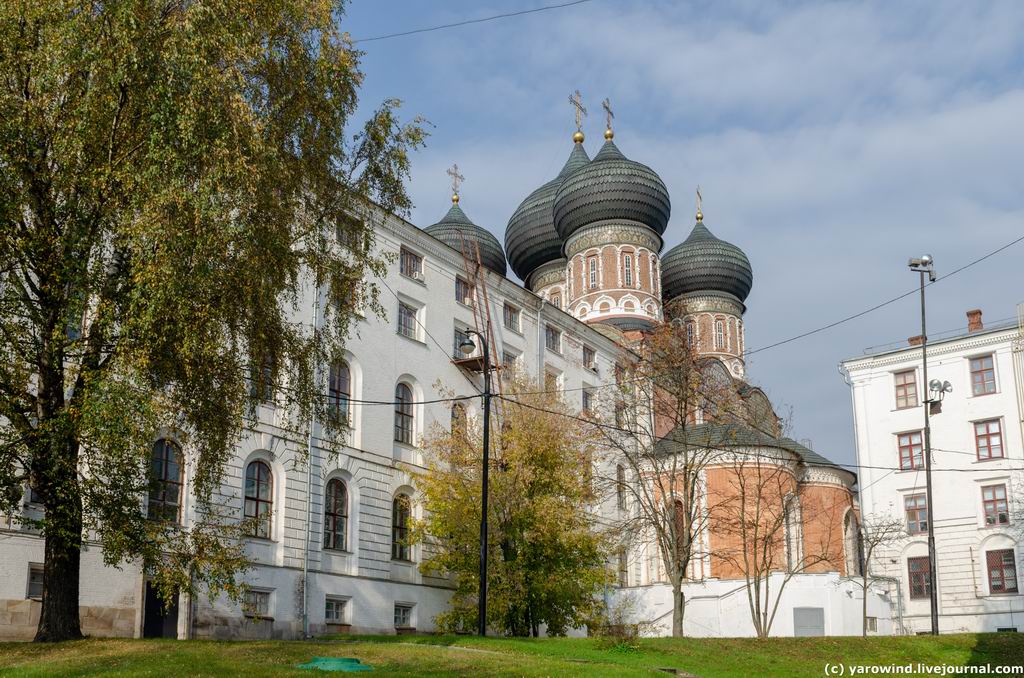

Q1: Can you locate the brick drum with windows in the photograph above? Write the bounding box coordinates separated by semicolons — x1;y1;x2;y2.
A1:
843;306;1024;633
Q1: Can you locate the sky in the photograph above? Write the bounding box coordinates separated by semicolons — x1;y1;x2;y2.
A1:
341;0;1024;466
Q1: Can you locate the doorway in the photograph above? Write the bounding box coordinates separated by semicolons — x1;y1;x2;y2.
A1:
143;582;179;638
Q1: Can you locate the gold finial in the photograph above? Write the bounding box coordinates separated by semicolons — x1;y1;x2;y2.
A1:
695;185;703;222
601;97;614;140
568;89;587;142
446;163;465;204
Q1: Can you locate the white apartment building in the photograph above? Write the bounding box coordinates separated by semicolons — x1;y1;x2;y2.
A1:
842;307;1024;634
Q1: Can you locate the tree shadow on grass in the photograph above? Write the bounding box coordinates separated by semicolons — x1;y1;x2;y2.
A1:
967;632;1024;668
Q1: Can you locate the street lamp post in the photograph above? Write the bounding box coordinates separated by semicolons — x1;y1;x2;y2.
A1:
459;330;491;637
908;254;939;635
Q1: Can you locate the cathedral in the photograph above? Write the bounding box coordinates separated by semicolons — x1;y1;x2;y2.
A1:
1;99;891;640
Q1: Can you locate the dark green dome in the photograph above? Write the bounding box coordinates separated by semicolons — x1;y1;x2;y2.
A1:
425;202;507;275
504;142;590;281
661;219;753;304
552;139;670;243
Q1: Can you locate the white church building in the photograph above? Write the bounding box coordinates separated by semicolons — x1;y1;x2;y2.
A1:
2;116;885;640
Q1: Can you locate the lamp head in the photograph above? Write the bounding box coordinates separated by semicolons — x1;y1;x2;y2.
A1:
929;379;943;392
458;338;476;355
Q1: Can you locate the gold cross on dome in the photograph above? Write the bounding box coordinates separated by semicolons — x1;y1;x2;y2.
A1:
695;185;703;220
602;97;614;130
446;163;465;199
568;89;587;131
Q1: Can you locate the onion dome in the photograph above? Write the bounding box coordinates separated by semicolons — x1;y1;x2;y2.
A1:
425;199;507;276
504;140;591;281
552;137;670;242
661;215;753;304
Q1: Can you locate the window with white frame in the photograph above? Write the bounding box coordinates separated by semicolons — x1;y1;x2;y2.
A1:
397;301;419;340
623;254;633;286
399;247;422;280
325;597;347;624
394;603;414;628
588;256;598;288
714;320;725;350
897;431;924;470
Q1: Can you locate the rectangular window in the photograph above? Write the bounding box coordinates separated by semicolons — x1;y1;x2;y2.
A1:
394;603;413;628
503;303;520;332
618;550;629;587
624;254;633;286
544;369;560;392
905;494;928;534
583;345;596;370
908;557;931;599
866;617;878;632
971;355;996;396
399;248;423;279
988;549;1019;594
582;387;594;414
983;485;1010;525
27;563;43;599
589;256;598;288
545;325;561;353
894;370;918;409
453;327;472;359
502;350;518;373
397;302;418;339
898;431;924;470
325;597;347;624
244;589;271;617
455;276;473;305
975;419;1004;460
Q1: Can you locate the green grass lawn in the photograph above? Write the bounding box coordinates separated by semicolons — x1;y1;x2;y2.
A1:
1;633;1023;677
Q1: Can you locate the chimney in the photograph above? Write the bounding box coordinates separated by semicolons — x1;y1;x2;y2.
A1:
908;335;924;346
967;309;984;333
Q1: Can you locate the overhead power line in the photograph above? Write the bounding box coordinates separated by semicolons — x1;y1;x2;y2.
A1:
745;232;1024;357
352;0;596;44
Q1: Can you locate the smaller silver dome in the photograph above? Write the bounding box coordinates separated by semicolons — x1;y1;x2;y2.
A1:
425;203;507;276
661;218;753;304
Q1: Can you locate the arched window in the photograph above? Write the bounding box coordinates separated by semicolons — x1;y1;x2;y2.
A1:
324;479;348;551
451;403;466;437
244;460;273;539
623;254;633;286
686;321;696;347
714;320;725;350
550;293;561;309
149;439;184;522
844;512;863;576
394;383;414;444
588;256;598;288
329;361;351;424
392;493;412;561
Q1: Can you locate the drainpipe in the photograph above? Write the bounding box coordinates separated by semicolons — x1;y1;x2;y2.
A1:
536;297;546;374
301;286;321;640
870;575;905;636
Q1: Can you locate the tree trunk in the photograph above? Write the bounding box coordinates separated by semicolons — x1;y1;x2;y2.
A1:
862;574;869;637
672;582;685;637
34;437;84;642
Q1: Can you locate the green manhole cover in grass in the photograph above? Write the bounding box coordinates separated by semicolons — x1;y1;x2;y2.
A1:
297;657;373;672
